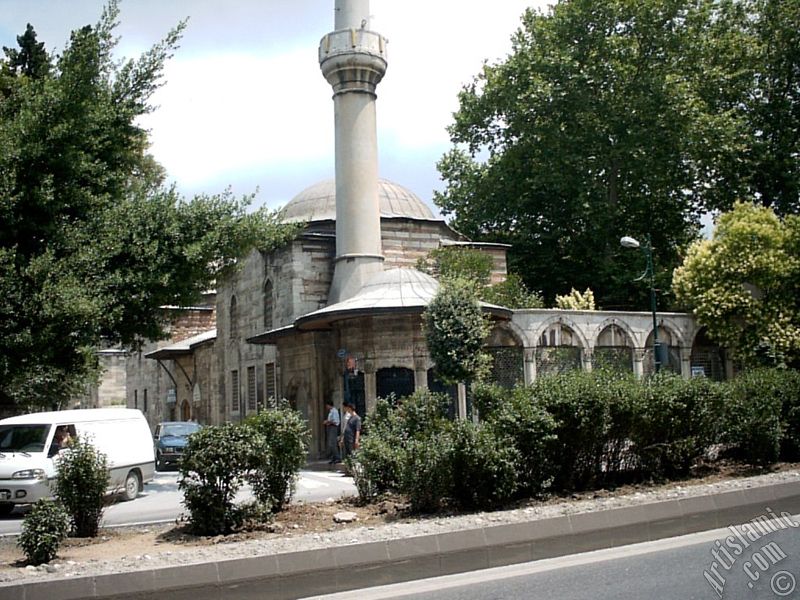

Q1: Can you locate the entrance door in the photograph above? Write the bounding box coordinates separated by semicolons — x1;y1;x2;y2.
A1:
180;400;191;421
344;371;366;417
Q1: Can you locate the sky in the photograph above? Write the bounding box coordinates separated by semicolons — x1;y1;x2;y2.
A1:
1;0;551;213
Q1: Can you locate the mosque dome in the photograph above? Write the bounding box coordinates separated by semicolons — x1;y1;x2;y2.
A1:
281;178;436;222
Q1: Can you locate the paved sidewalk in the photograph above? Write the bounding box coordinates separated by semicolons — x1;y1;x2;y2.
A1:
3;476;800;600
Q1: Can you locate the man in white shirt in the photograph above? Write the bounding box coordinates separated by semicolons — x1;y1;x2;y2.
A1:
323;400;341;464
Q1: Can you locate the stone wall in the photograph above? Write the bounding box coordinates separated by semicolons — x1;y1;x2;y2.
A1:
125;303;215;431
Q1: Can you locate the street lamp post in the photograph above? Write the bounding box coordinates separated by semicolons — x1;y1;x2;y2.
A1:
620;234;661;373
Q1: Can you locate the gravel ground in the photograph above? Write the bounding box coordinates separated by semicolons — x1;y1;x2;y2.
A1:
1;466;799;587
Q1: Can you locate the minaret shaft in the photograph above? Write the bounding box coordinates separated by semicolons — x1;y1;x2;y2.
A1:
335;0;370;29
320;0;387;304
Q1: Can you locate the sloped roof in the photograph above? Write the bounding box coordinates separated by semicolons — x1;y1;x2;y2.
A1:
145;329;217;360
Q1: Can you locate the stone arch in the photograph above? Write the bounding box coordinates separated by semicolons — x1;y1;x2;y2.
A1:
689;327;726;380
645;320;686;349
533;315;591;350
644;322;684;375
534;315;587;376
593;320;635;374
592;317;637;349
486;322;524;388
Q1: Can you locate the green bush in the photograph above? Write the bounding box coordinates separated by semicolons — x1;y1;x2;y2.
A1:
722;369;787;465
631;373;723;479
17;500;69;565
450;420;519;509
53;436;108;537
473;383;557;496
400;432;454;513
244;406;309;512
350;434;405;501
389;390;453;440
179;423;264;535
775;369;800;460
531;371;614;490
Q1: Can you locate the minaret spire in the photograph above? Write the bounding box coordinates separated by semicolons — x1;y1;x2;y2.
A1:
320;0;387;304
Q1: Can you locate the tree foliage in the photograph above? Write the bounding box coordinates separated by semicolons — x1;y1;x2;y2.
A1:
417;246;543;308
423;277;491;385
434;0;799;309
555;288;596;310
673;202;800;367
0;3;299;409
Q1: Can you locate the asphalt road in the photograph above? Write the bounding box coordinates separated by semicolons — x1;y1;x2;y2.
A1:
0;466;356;535
309;514;800;600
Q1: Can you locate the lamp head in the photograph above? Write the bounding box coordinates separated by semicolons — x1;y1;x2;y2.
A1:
620;236;641;249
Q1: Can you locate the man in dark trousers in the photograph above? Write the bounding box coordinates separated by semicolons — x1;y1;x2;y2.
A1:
342;401;361;460
323;400;341;464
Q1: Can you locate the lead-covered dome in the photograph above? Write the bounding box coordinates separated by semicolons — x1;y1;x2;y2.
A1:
281;178;435;222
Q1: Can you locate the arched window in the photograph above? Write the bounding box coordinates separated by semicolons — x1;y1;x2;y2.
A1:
486;326;524;389
263;280;274;329
690;327;725;380
229;295;238;337
594;324;634;373
376;367;415;404
536;322;582;376
644;326;681;375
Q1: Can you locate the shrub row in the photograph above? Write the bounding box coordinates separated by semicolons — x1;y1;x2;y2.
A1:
352;368;800;512
179;404;309;535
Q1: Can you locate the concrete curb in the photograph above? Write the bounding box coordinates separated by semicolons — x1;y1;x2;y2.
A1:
4;479;800;600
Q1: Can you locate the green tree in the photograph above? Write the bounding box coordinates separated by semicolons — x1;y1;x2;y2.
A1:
0;4;299;410
434;0;764;309
423;277;491;385
672;202;800;367
2;23;50;81
703;0;800;216
418;247;543;308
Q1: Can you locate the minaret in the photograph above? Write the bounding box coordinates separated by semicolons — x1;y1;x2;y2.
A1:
319;0;387;303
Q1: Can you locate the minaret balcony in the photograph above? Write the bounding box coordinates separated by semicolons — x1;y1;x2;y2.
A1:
319;29;388;94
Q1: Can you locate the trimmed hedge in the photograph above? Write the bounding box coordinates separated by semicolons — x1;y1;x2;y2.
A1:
353;367;799;511
722;368;798;465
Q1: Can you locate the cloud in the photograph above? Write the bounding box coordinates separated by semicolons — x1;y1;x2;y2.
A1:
140;48;333;191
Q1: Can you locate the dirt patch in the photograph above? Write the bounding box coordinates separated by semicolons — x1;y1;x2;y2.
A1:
0;496;404;570
0;461;797;572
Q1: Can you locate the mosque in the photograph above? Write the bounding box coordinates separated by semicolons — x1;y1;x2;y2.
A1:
126;0;729;455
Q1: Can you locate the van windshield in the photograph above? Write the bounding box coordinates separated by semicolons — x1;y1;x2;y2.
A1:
0;424;50;453
161;423;201;438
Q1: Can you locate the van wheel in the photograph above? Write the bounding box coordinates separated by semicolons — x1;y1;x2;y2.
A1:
122;470;141;501
0;503;14;517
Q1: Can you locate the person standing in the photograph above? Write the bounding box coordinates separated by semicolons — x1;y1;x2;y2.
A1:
323;400;341;464
342;401;361;460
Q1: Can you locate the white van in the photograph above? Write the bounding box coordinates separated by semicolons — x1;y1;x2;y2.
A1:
0;408;155;515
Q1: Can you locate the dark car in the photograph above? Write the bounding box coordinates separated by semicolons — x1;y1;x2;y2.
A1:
153;421;201;470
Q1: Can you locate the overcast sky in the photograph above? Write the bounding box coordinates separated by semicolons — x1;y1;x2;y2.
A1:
1;1;551;212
